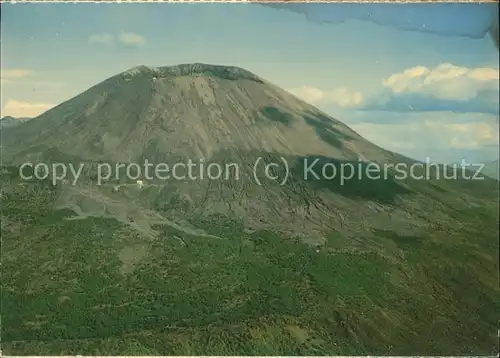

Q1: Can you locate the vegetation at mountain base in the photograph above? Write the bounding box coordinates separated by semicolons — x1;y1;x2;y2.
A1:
1;166;498;356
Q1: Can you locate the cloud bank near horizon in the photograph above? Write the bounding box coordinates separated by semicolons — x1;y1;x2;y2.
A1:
290;63;499;116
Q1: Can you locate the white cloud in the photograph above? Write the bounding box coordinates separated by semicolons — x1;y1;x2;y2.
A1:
88;32;146;47
88;33;115;45
288;86;324;104
1;69;35;79
287;86;363;107
381;63;499;101
1;99;55;118
288;63;498;113
348;111;499;161
118;32;146;47
428;121;499;149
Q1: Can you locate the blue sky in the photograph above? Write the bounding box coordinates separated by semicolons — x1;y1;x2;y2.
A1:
1;3;498;163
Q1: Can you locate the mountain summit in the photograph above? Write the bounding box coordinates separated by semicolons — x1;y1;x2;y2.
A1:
123;63;266;82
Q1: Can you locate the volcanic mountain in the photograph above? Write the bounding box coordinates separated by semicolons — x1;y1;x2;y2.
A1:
2;64;499;355
3;64;390;164
1;63;497;238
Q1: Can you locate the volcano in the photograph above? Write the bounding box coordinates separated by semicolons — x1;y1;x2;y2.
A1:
1;63;497;239
3;63;390;163
2;64;420;237
1;64;498;355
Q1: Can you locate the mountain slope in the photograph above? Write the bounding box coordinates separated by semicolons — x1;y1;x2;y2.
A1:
1;63;417;237
2;64;498;355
